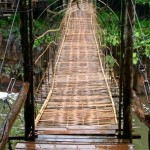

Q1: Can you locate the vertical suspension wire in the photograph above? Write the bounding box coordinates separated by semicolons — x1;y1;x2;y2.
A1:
130;0;145;41
126;3;150;103
129;0;148;66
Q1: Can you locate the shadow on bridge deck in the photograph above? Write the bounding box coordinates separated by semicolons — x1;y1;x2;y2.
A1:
16;1;133;150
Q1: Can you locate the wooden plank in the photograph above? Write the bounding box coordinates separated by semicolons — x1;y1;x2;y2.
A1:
15;143;94;149
35;138;129;143
66;125;117;130
96;144;133;150
37;129;116;135
36;125;117;131
16;143;133;150
36;135;118;139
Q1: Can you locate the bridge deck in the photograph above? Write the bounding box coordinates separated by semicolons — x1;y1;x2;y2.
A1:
16;2;133;150
36;2;117;130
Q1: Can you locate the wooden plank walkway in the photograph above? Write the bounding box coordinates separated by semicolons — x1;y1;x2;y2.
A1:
16;1;133;149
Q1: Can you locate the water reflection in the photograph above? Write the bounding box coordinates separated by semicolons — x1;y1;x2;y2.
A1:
133;95;150;150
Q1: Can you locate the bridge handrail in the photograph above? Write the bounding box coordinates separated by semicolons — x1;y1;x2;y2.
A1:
91;10;118;123
35;6;72;125
33;13;67;104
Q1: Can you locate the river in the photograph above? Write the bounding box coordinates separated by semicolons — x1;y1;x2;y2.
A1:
133;113;149;150
133;95;150;150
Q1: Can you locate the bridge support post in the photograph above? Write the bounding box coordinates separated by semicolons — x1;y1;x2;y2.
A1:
20;0;35;141
123;0;135;143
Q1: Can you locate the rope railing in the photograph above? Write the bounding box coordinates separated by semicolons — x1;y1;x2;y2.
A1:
34;43;55;105
35;0;75;125
95;16;119;82
93;6;120;125
33;7;68;118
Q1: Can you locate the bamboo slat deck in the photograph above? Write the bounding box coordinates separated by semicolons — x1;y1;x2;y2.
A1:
35;1;117;129
16;1;133;149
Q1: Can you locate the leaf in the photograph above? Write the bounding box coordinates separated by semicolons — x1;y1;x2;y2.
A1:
135;32;140;38
133;52;138;65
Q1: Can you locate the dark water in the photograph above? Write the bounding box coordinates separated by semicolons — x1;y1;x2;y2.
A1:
133;96;150;150
133;113;149;150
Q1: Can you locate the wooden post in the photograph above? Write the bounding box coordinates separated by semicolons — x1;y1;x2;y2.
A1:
29;0;35;141
20;0;35;141
123;0;135;143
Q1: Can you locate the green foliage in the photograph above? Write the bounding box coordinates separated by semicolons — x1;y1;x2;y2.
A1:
105;55;115;69
0;19;9;38
97;11;120;47
135;0;150;4
9;112;24;149
33;37;45;48
0;14;20;38
0;19;7;28
97;10;150;65
105;32;119;46
33;11;64;48
3;64;23;79
134;19;150;60
106;22;119;47
133;52;139;64
33;35;55;48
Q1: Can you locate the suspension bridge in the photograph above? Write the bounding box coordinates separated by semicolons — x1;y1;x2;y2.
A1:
14;1;134;149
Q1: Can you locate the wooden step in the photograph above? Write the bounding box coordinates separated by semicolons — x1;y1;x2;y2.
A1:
36;129;116;135
15;143;133;150
35;135;128;143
